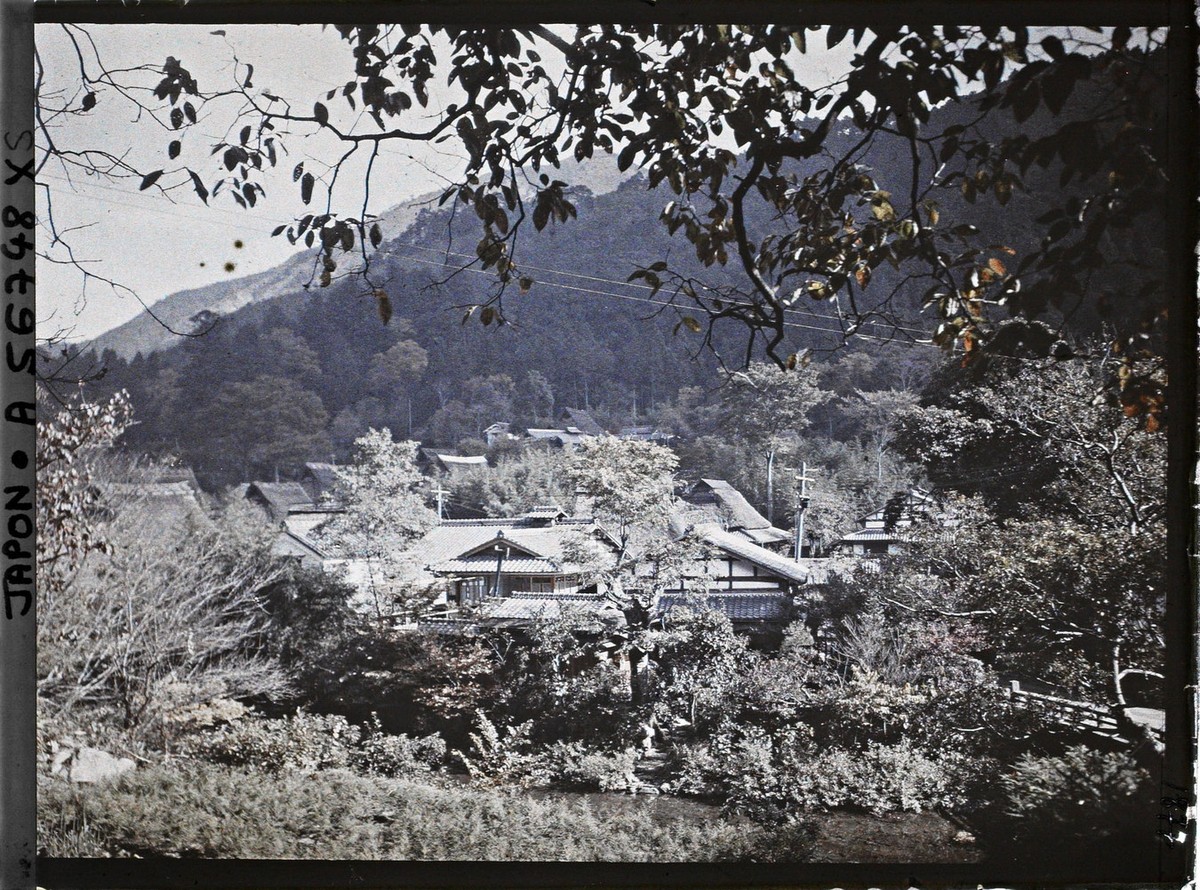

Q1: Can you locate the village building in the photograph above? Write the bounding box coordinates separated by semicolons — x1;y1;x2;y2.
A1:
524;427;592;449
521;406;607;450
618;425;675;445
832;488;942;556
94;466;205;530
418;448;489;478
483;421;519;448
244;481;318;523
678;478;792;551
411;508;620;622
651;508;825;646
557;407;605;436
298;461;340;503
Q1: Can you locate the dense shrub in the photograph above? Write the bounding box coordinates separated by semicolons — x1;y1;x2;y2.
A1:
995;745;1156;847
185;711;360;773
783;740;969;815
453;710;546;787
543;743;640;793
674;732;968;819
352;716;446;777
38;760;765;860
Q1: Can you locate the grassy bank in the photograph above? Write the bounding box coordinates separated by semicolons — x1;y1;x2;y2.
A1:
39;760;768;861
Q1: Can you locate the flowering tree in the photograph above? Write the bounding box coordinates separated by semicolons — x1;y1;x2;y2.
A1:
318;428;439;620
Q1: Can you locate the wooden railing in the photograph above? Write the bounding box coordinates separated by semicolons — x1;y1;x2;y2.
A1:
1007;680;1121;733
1007;680;1163;748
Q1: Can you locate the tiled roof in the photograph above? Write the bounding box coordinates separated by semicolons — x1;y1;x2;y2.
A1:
524;506;567;520
693;523;811;584
480;594;623;622
839;527;897;542
655;591;794;622
433;556;561;574
411;518;614;575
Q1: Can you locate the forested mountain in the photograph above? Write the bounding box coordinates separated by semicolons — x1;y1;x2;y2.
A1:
52;50;1159;489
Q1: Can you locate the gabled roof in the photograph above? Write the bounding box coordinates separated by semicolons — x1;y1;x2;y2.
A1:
245;482;316;520
301;462;340;497
678;479;791;546
458;533;544;561
691;522;812;584
559;407;605;436
412;515;615;577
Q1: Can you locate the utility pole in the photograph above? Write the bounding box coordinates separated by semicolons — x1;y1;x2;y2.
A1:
433;484;447;521
794;462;813;561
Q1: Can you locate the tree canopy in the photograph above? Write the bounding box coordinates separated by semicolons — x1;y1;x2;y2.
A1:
36;23;1177;425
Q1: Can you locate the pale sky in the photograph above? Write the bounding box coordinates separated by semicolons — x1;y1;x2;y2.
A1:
36;24;467;341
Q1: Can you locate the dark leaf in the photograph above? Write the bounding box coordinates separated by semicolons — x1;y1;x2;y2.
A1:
1041;69;1073;115
239;125;251;145
293;162;304;182
168;140;181;159
243;63;254;89
301;172;315;205
80;92;96;112
313;102;329;125
188;170;208;204
370;223;382;248
138;170;164;191
617;143;638;172
183;101;196;124
170;107;184;130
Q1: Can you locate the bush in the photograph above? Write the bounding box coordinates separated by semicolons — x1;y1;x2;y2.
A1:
38;760;765;860
544;742;640;793
669;723;826;828
993;745;1156;851
352;715;446;777
185;711;360;773
783;739;969;815
453;710;546;787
